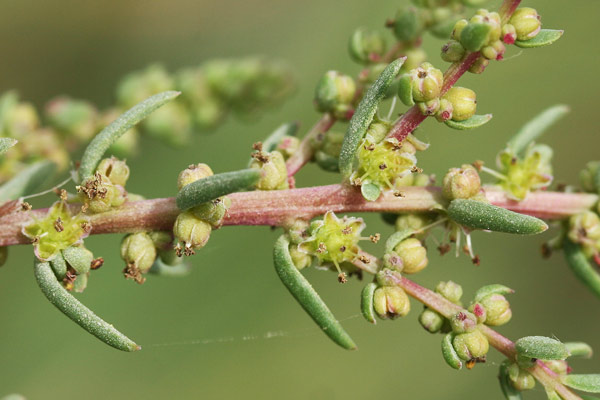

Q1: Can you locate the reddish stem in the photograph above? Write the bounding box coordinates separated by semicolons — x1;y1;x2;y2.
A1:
285;113;336;177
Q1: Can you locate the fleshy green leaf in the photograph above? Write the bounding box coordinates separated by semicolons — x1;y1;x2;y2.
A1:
273;235;357;350
78;91;180;182
515;336;570;361
565;342;594;359
360;282;377;324
515;29;564;49
562;374;600;393
148;258;191;277
563;239;600;300
507;104;570;155
176;169;260;211
474;284;514;302
361;182;381;201
460;23;492;51
397;74;414;106
442;333;463;370
0;138;17;155
339;58;405;177
34;259;139;352
49;252;68;280
444;114;492;130
0;160;56;202
447;199;548;234
499;360;523;400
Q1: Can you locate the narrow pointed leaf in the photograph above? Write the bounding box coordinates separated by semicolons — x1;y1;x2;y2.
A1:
474;284;514;302
507;104;570;155
360;282;377;324
361;182;381;201
447;199;548;234
34;259;139;352
385;229;414;254
499;361;523;400
515;29;564;48
0;138;17;155
564;239;600;300
176;169;260;211
442;333;463;370
515;336;569;361
273;235;357;350
339;58;405;177
148;258;191;277
565;342;593;359
444;114;492;130
0;160;56;202
78;91;180;182
562;375;600;393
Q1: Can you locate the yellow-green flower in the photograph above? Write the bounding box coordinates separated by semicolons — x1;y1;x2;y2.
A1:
496;144;553;200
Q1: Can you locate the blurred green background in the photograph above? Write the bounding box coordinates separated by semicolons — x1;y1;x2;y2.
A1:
1;0;599;399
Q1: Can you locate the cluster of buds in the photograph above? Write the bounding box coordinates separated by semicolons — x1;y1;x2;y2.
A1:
372;269;411;319
495;144;553;201
298;211;375;282
313;130;345;172
351;119;428;195
419;280;463;333
313;71;356;120
249;146;289;190
77;157;130;214
442;164;482;201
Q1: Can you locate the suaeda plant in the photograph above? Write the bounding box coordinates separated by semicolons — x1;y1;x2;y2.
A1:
1;0;600;398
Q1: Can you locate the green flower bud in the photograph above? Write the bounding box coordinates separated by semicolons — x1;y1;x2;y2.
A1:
4;102;39;138
391;6;425;42
78;173;127;214
142;102;192;147
177;163;214;190
442;87;477;121
435;280;463;304
502;24;517;45
190;196;231;228
365;119;392;143
435;98;454;122
451;19;469;41
400;48;428;73
509;7;542;41
348;28;387;64
480;294;512;326
442;164;481;200
568;211;600;250
507;363;536;391
468;302;487;324
0;247;8;267
314;71;356;119
419;308;444;333
453;330;489;360
173;212;212;255
468;56;489;74
373;286;411;319
96;157;130;187
395;213;431;236
383;252;403;271
275;136;300;160
120;232;157;273
417;98;440;116
481;40;506;61
45;96;98;142
544;360;569;376
289;244;312;270
250;150;288;190
394;238;428;274
62;245;94;275
579;161;600;193
117;64;174;108
407;62;444;102
450;311;478;333
441;40;465;63
413;173;433;187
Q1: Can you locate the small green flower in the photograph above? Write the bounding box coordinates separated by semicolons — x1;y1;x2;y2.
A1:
373;286;411;319
23;201;89;261
496;144;553;200
509;7;542;41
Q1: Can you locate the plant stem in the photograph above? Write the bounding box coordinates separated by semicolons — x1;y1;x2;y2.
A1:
385;272;581;400
285;113;336;177
387;0;522;143
0;186;596;247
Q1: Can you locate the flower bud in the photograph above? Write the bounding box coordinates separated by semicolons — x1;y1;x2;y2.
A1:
78;174;127;214
314;71;356;119
450;311;478;333
451;19;469;41
435;98;454;122
120;232;157;273
544;360;569;376
5;102;39;138
250;151;288;190
177;163;214;190
468;302;487;324
373;286;411;319
407;63;444;102
568;211;600;247
509;7;542;41
441;40;465;63
62;245;94;275
481;40;506;61
479;294;512;326
96;157;130;187
190;197;231;228
348;28;387;64
436;280;463;304
142;102;192;147
419;308;444;333
502;24;517;45
45;96;98;142
417;98;440;116
173;211;212;254
289;244;312;270
507;363;536;391
442;87;476;121
393;238;428;274
395;213;431;235
383;252;403;271
400;48;427;73
442;164;481;200
376;268;403;287
391;6;425;42
453;330;489;360
116;64;173;108
275;136;300;160
579;161;600;193
365;119;391;143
